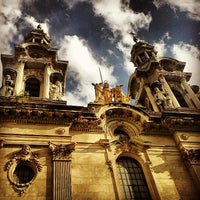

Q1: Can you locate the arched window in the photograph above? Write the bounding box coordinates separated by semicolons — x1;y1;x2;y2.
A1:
25;78;40;97
116;156;151;200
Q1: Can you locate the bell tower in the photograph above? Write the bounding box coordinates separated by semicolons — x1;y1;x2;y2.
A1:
128;38;200;111
0;25;68;100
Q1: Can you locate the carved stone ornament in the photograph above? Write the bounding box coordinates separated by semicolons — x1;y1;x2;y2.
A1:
0;139;5;148
181;148;200;167
115;140;150;155
5;144;42;196
49;142;76;161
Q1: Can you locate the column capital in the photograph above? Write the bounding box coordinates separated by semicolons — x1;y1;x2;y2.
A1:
49;142;76;161
181;148;200;168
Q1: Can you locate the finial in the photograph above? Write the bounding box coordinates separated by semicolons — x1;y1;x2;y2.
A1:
130;32;138;43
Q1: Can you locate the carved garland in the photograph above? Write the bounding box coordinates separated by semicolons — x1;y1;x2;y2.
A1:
5;145;42;196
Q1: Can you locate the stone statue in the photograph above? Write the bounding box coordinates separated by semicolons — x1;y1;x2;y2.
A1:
92;82;103;103
153;87;172;110
103;81;112;104
0;74;14;97
49;80;62;100
112;85;131;104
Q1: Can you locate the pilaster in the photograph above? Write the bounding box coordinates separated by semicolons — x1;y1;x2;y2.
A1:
49;142;76;200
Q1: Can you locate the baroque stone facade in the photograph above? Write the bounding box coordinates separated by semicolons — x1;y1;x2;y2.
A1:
0;26;200;200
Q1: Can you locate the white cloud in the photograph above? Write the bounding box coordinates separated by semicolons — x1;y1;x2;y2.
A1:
153;0;200;21
0;0;22;54
58;35;117;106
91;0;152;74
171;42;200;85
64;0;152;76
24;15;50;35
0;0;24;86
153;32;171;57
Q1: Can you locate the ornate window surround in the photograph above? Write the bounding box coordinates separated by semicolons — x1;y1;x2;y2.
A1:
5;144;42;196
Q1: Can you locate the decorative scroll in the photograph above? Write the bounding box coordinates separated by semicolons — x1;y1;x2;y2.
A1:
49;142;76;161
5;144;42;196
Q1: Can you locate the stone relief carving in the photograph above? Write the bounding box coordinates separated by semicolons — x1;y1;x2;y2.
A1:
5;144;42;196
49;142;76;161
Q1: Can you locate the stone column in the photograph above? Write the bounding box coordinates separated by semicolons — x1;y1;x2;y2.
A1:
49;142;76;200
181;78;200;109
43;64;50;98
15;61;25;95
159;76;180;108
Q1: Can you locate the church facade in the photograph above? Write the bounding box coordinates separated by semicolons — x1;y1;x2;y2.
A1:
0;26;200;200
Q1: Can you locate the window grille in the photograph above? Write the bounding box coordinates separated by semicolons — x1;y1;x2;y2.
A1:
116;156;151;200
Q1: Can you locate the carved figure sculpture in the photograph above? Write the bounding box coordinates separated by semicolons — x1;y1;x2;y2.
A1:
49;80;62;100
153;87;172;110
103;81;112;103
92;82;103;103
112;85;131;104
0;74;14;97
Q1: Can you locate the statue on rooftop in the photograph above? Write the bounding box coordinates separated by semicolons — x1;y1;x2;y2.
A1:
103;81;112;104
92;82;103;103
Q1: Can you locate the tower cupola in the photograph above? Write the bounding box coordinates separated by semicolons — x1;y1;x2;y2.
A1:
24;24;51;47
130;36;157;71
128;37;200;111
0;25;68;101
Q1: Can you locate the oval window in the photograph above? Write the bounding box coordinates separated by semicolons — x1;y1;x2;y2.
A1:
13;163;35;184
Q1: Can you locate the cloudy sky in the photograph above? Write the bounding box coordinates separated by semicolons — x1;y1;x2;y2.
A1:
0;0;200;106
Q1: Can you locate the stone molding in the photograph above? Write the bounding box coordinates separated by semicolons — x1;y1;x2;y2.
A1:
0;107;74;125
49;142;76;161
70;116;103;132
